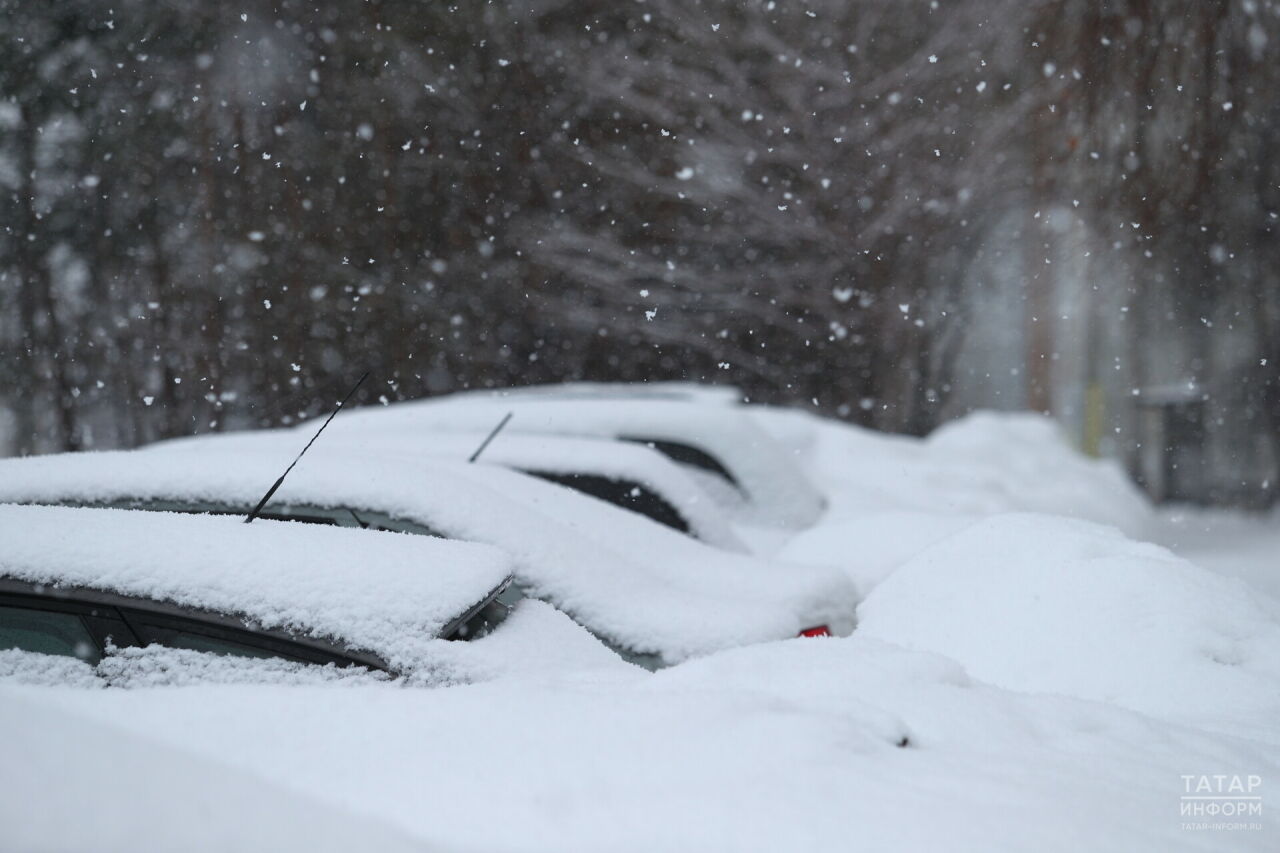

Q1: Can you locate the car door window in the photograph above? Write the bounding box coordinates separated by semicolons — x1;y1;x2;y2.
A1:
0;605;101;663
619;437;740;488
130;622;280;660
525;470;692;534
0;583;385;674
121;609;366;668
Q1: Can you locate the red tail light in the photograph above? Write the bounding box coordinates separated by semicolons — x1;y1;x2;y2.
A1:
798;625;830;638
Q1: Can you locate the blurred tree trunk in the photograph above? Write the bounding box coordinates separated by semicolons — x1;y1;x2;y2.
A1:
10;115;41;454
14;109;79;452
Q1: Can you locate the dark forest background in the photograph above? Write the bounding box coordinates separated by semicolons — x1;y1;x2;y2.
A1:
3;1;1279;503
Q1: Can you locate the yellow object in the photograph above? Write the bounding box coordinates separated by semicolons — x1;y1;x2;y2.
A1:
1082;383;1104;458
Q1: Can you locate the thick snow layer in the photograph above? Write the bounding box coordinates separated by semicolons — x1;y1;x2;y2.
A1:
0;504;512;672
857;513;1280;742
755;407;1154;593
154;427;749;552
6;398;1279;850
0;602;630;690
0;449;856;663
0;647;391;688
425;599;642;683
457;380;745;406
924;413;1152;526
756;407;1151;534
779;509;978;596
0;649;103;688
15;635;1278;852
95;646;393;688
322;394;827;528
0;688;430;853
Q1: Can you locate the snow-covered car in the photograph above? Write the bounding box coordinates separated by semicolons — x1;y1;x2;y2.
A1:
313;391;828;530
0;503;515;683
155;428;749;551
0;448;857;668
462;380;745;406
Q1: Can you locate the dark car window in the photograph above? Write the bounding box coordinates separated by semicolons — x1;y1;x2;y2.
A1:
0;604;102;663
0;582;386;673
618;437;740;489
107;499;343;527
70;499;446;538
128;623;279;661
448;598;512;641
119;608;370;668
524;470;692;535
253;512;339;526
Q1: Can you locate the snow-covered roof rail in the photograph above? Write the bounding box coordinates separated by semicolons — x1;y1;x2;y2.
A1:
0;503;512;674
455;381;745;405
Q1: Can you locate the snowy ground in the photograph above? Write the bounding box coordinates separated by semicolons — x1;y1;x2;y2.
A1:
1146;507;1280;605
4;407;1279;851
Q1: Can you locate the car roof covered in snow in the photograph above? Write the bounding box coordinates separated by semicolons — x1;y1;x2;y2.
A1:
0;503;512;673
0;448;856;664
153;427;747;552
316;394;827;529
464;380;746;405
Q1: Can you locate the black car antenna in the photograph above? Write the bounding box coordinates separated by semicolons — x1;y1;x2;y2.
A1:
468;411;514;463
244;371;369;524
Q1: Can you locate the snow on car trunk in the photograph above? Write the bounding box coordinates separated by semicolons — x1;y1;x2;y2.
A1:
0;504;512;673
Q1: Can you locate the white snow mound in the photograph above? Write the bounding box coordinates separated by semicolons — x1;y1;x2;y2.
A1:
753;407;1151;535
924;413;1151;529
857;513;1280;741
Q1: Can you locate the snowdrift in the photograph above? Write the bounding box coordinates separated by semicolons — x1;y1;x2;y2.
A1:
858;513;1280;742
